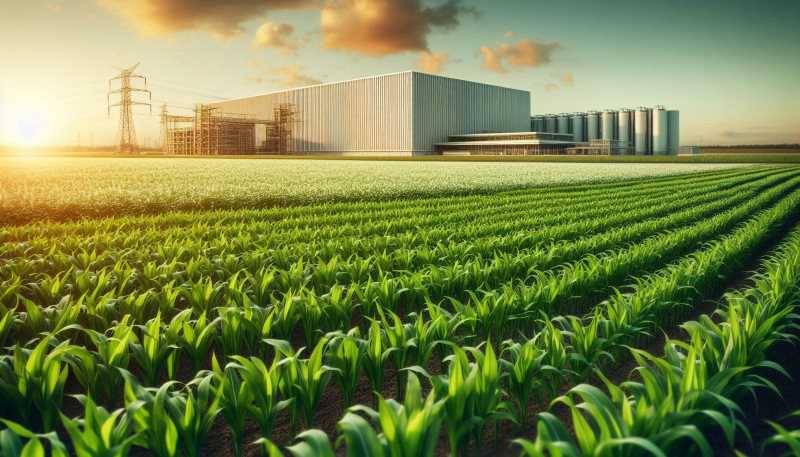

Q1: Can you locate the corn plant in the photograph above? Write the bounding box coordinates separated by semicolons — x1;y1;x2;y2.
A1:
0;419;69;457
122;372;180;457
170;374;222;457
60;395;138;457
376;307;414;394
228;354;292;440
289;337;340;427
79;316;136;402
0;337;83;431
761;410;800;457
363;320;395;393
343;371;445;457
500;338;563;426
209;354;251;457
327;329;365;406
258;429;335;457
173;309;218;372
131;313;177;386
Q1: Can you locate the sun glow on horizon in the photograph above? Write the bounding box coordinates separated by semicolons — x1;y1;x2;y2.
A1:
1;99;51;147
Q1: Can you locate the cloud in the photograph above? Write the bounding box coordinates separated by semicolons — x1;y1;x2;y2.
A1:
321;0;475;56
97;0;316;37
480;38;560;73
46;2;64;12
416;51;449;74
504;30;515;38
561;72;574;86
252;21;304;54
264;64;322;88
544;83;559;92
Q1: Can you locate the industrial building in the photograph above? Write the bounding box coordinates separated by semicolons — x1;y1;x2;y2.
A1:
208;71;529;155
164;70;679;156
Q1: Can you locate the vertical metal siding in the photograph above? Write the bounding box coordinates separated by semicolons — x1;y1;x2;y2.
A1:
411;73;530;153
212;72;413;154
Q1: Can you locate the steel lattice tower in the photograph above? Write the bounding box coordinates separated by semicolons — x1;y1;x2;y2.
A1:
107;63;151;153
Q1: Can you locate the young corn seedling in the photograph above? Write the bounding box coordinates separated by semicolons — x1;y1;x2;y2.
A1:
228;354;292;440
131;313;177;385
363;320;396;393
121;371;181;457
174;309;219;372
290;337;340;427
343;371;445;457
327;329;365;406
376;307;414;395
79;316;135;402
464;342;515;449
500;338;563;426
258;429;335;457
554;311;614;376
60;395;138;457
0;337;82;431
209;354;251;457
762;410;800;457
0;419;69;457
171;373;223;457
321;284;357;329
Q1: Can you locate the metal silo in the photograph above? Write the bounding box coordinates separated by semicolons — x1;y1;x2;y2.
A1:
586;111;600;140
667;110;680;154
601;110;617;141
558;114;570;135
652;106;668;154
546;115;557;133
634;106;650;154
618;109;632;153
571;113;585;142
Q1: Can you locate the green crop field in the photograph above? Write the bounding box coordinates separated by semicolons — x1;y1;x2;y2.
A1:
2;161;800;456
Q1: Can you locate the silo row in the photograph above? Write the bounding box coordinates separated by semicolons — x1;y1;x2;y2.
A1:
534;105;679;154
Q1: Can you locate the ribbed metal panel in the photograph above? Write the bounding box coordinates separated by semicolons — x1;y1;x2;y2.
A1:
213;72;414;154
667;110;680;155
412;72;530;153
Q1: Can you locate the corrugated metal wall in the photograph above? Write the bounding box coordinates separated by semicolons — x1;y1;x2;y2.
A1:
412;73;531;153
213;72;414;154
212;71;531;154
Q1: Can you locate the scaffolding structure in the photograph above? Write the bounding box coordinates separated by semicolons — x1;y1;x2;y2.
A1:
264;105;297;154
161;103;297;155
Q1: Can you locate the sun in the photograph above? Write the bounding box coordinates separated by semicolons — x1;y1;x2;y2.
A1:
11;110;48;147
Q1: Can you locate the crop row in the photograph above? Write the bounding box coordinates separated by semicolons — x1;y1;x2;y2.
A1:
1;169;793;319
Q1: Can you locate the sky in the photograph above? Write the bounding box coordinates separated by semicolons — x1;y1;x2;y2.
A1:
0;0;798;147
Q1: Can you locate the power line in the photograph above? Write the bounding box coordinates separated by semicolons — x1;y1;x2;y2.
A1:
107;63;151;153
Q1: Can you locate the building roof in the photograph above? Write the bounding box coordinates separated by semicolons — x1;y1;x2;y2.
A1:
215;71;529;104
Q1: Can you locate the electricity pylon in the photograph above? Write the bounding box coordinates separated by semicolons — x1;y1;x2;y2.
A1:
107;63;151;153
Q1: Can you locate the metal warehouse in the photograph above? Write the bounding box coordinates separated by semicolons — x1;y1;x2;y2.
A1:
208;71;530;155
